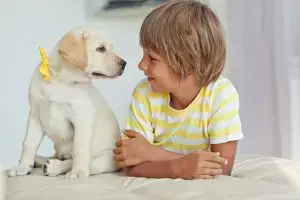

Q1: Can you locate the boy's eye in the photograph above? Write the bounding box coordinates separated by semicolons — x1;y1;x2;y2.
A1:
149;56;158;61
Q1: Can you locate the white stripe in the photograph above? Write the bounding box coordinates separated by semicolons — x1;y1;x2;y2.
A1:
208;115;241;132
213;101;239;116
128;111;153;130
154;113;184;123
149;98;166;106
124;125;154;142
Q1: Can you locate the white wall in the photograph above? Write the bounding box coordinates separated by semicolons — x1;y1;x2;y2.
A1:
0;0;85;169
286;0;300;160
225;0;300;160
226;2;275;156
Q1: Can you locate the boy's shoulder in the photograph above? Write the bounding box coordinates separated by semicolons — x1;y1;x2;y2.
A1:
207;76;240;107
208;76;238;93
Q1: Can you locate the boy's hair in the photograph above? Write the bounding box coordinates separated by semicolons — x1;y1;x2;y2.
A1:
140;0;226;86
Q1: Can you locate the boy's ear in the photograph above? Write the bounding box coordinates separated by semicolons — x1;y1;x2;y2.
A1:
57;32;88;70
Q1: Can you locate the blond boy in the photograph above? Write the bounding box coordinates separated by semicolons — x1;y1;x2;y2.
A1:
113;0;243;179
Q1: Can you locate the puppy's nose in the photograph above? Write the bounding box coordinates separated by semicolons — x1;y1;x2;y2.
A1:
119;59;127;70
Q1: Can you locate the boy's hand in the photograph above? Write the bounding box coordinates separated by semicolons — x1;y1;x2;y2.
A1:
113;130;154;169
170;151;228;179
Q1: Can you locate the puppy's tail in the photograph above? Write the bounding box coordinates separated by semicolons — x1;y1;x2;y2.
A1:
33;154;57;168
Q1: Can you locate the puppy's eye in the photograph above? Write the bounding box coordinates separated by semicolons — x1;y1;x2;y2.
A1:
96;46;106;53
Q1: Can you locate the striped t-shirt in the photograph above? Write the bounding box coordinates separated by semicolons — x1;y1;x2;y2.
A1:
124;77;243;154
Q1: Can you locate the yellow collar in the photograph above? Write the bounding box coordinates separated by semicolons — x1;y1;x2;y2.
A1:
39;47;51;80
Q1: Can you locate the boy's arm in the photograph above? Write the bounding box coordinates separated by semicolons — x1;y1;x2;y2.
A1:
147;145;183;161
125;160;175;178
208;80;244;176
123;80;154;143
114;130;183;169
126;151;227;179
210;141;237;175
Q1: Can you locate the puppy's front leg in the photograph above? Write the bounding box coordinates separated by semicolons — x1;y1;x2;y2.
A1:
8;108;44;177
65;106;94;179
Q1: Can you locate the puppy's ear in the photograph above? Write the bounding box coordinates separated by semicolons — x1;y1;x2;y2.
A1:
57;32;88;70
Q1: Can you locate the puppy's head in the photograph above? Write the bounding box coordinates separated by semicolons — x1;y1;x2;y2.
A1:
57;26;126;79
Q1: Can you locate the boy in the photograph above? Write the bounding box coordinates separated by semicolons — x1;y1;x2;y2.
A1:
113;0;243;180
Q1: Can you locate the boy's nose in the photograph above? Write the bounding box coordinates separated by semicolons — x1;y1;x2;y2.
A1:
138;60;148;71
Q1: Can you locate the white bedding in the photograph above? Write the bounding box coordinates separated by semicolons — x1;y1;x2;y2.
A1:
5;154;300;200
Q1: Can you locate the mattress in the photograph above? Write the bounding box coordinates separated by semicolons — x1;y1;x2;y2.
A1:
4;154;300;200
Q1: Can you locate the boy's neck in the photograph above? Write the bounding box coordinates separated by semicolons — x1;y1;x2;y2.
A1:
169;75;201;110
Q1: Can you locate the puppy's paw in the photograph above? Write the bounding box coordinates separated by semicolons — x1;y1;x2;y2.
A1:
65;168;89;179
42;159;63;177
8;164;32;177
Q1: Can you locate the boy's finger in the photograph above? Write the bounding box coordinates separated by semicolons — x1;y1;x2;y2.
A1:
116;159;133;169
201;152;227;165
201;161;222;169
113;154;124;161
116;161;125;169
212;156;227;165
115;140;122;147
123;130;139;138
113;147;122;154
115;139;130;147
195;175;215;180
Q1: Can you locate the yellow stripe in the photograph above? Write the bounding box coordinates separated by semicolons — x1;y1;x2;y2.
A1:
130;104;148;118
209;110;238;123
218;93;239;108
126;118;142;129
137;80;149;89
150;104;210;117
148;91;167;99
209;124;241;138
133;91;148;102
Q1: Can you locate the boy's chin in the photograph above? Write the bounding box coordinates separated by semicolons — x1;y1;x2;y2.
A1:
149;84;166;94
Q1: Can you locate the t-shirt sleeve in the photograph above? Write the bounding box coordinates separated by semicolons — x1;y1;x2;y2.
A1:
208;80;244;144
124;81;154;143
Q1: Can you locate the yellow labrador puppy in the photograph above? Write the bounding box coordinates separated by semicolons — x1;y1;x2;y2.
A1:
8;26;126;179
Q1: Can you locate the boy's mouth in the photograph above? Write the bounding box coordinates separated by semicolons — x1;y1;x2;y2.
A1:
147;77;155;81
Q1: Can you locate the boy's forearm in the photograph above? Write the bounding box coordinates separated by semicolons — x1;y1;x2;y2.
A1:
221;157;234;176
126;160;176;179
210;141;237;176
148;146;183;162
122;146;183;178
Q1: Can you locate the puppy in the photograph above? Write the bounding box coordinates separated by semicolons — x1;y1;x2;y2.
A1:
8;26;126;179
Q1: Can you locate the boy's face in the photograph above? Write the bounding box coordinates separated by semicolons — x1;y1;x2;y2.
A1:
138;49;179;93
